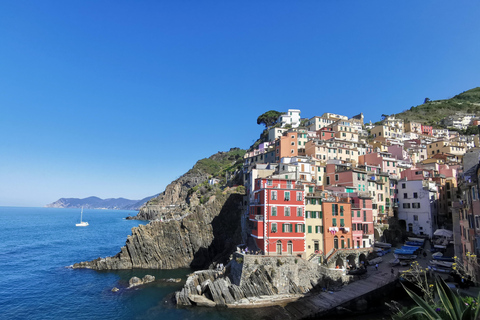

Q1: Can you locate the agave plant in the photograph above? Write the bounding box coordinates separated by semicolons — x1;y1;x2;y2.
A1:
393;276;480;320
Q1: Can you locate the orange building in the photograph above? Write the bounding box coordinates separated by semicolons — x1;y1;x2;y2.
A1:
275;131;299;162
322;197;353;255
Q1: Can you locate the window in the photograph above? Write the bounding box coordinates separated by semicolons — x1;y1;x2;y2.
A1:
332;204;338;215
402;183;406;189
413;192;418;199
362;199;366;208
413;215;418;221
332;218;337;226
319;211;323;219
363;211;367;222
404;193;408;199
285;207;290;216
271;191;277;200
287;181;292;189
282;223;293;232
357;211;361;217
308;226;312;233
335;174;339;181
284;191;290;201
340;219;344;227
412;203;421;209
271;207;277;216
340;206;344;216
311;211;317;218
267;180;272;186
271;223;277;232
297;192;302;201
403;203;411;209
296;224;305;233
297;207;303;217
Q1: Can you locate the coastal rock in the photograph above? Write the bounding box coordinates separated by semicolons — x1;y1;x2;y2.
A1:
72;149;245;271
72;192;243;270
111;287;119;292
176;256;324;307
128;276;143;288
142;275;155;284
188;294;217;307
128;275;155;288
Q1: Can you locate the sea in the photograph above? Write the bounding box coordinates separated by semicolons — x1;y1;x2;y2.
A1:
0;207;265;320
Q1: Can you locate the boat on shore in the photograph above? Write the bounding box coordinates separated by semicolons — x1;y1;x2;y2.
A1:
388;258;400;266
374;242;392;248
432;256;455;262
429;260;453;268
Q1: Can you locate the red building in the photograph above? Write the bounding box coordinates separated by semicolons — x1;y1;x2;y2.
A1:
249;178;305;257
316;127;335;140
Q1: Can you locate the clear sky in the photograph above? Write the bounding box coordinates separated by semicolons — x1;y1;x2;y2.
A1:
1;1;479;207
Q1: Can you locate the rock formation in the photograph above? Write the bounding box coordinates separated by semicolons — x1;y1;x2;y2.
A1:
175;254;335;307
73;149;245;270
128;275;155;288
73;190;244;270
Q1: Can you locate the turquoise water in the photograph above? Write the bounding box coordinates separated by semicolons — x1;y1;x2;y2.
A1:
0;207;261;320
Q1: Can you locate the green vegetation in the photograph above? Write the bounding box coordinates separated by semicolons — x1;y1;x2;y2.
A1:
390;87;480;126
390;277;480;320
257;110;284;128
188;148;246;178
186;148;247;200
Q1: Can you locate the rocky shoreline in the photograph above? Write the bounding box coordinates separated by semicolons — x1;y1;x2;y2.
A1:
175;253;348;308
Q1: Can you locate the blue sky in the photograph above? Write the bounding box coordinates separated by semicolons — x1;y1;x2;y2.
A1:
1;1;479;206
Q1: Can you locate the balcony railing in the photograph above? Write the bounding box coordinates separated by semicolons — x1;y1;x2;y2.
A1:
254;215;264;221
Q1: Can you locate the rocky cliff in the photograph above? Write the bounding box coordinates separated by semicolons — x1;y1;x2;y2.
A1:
73;148;246;270
128;148;245;221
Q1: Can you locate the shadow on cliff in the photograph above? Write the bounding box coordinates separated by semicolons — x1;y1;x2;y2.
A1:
189;193;243;270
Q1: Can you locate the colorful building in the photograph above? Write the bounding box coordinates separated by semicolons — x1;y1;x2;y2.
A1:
249;178;305;257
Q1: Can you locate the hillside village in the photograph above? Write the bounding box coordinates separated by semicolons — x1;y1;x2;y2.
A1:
241;105;480;274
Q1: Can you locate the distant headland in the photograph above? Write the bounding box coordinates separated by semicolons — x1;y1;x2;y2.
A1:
45;195;158;210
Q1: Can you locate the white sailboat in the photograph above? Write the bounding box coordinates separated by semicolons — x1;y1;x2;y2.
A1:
76;207;89;227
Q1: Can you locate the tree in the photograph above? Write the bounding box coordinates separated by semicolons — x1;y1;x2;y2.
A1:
424;98;431;103
465;125;479;135
257;110;284;128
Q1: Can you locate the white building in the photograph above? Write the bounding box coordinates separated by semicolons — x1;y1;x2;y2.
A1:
278;109;301;128
397;179;438;238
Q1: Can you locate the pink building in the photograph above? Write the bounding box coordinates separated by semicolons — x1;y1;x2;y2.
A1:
359;152;398;174
421;125;433;136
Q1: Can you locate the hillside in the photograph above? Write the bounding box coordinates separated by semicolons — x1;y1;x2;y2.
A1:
133;147;246;220
391;87;480;126
45;195;157;210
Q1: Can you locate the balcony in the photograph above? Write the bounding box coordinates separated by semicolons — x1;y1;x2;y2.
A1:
254;215;264;221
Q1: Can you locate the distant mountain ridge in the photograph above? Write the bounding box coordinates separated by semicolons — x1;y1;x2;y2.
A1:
45;195;158;210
